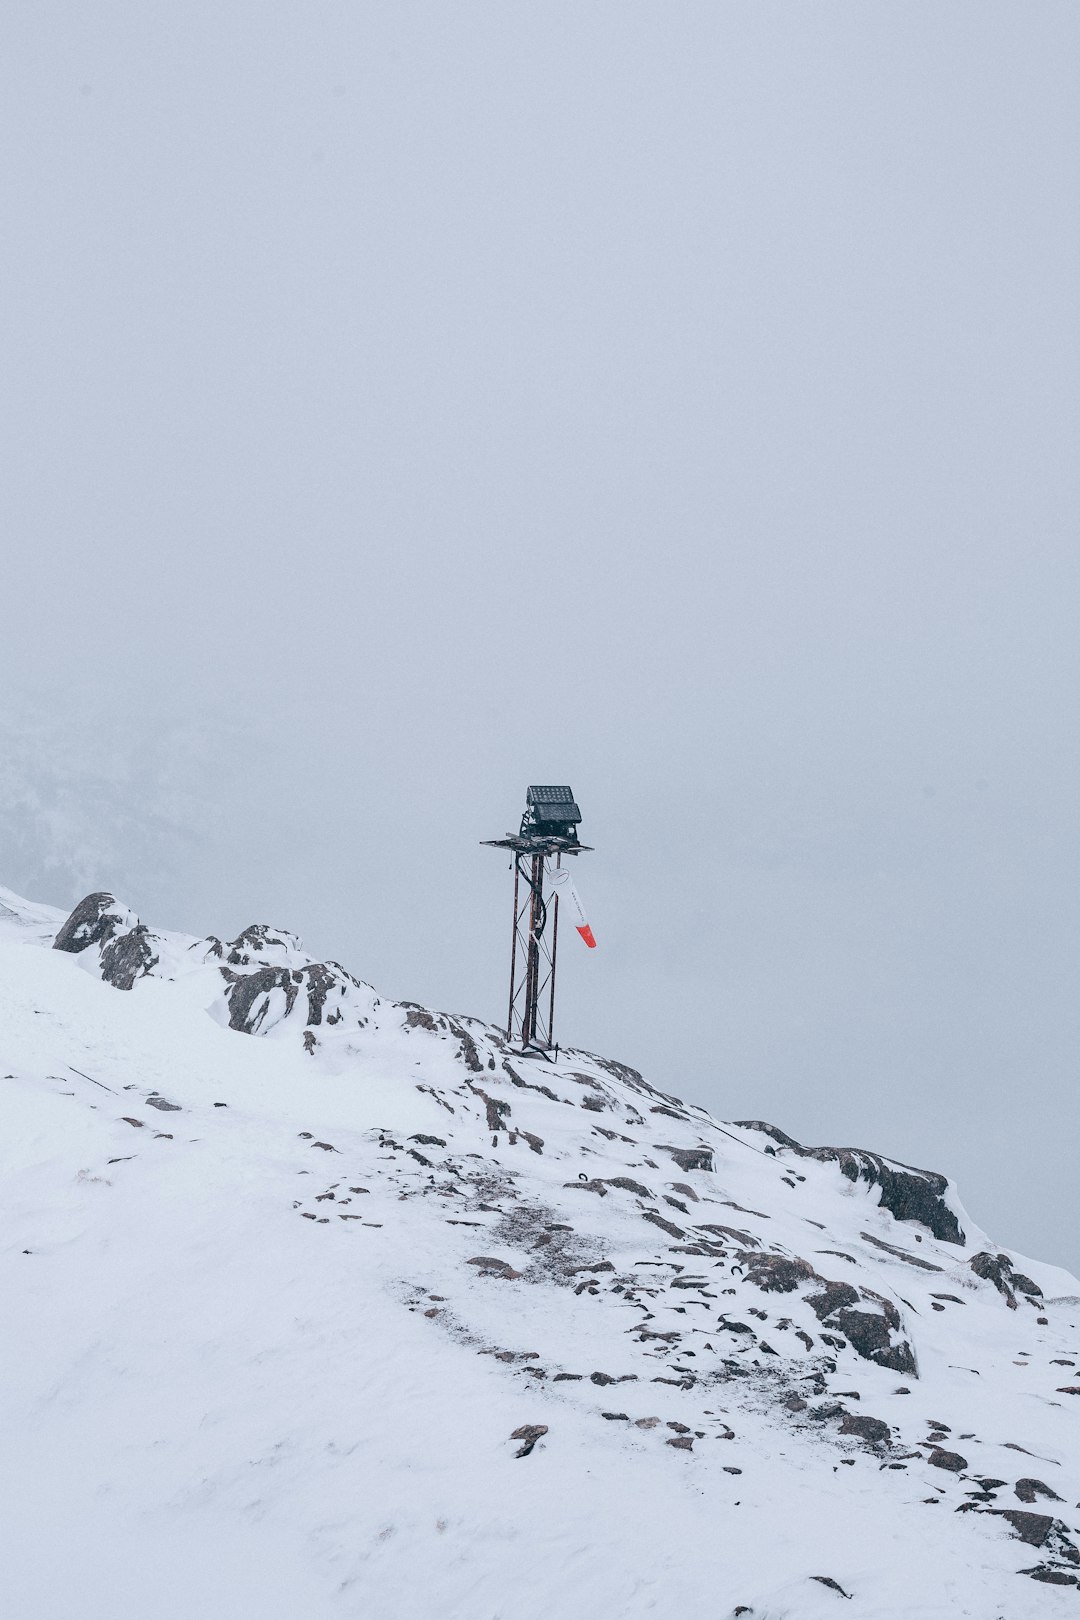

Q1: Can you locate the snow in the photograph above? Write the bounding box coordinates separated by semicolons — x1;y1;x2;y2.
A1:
2;885;1079;1618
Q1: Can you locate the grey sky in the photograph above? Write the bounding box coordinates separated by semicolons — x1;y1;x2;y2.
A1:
3;4;1078;1272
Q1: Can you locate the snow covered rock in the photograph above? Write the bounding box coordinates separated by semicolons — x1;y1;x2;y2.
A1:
50;893;382;1045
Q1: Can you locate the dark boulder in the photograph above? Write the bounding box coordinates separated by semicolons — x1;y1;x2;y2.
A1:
806;1280;860;1320
927;1446;967;1472
220;965;300;1033
99;923;159;990
834;1302;917;1376
510;1424;547;1458
992;1511;1080;1564
840;1411;891;1449
53;895;160;990
1015;1478;1063;1505
969;1252;1043;1309
807;1278;917;1376
53;893;132;955
737;1253;816;1294
663;1145;714;1173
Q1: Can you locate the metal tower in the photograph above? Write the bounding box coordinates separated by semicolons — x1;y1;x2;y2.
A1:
482;786;592;1057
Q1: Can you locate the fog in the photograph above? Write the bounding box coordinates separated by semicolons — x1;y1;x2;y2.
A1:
3;4;1078;1272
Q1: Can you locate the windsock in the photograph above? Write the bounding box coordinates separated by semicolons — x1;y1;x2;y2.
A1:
546;864;596;948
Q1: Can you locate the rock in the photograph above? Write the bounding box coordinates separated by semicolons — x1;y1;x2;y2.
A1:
145;1097;180;1112
642;1210;685;1239
805;1278;916;1376
467;1256;522;1280
992;1510;1080;1562
737;1123;963;1242
510;1423;547;1458
738;1253;815;1294
301;960;364;1026
833;1303;917;1376
806;1280;860;1319
968;1251;1043;1309
810;1576;851;1597
666;1435;693;1450
797;1146;963;1245
53;893;134;955
99;923;160;990
52;895;161;990
402;1005;439;1032
733;1120;801;1149
445;1019;485;1073
221;964;299;1033
223;923;302;965
663;1145;714;1173
839;1412;891;1449
1015;1478;1063;1504
927;1447;967;1472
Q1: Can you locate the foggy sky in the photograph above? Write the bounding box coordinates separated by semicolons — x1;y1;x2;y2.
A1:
3;4;1079;1274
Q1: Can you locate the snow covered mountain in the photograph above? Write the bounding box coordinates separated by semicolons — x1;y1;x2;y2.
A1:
4;883;1080;1619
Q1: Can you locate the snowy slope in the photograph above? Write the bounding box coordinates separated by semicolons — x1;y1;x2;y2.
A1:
3;884;1080;1620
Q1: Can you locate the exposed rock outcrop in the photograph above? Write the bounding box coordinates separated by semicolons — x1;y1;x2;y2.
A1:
969;1251;1043;1309
736;1121;964;1245
52;894;380;1038
53;891;135;956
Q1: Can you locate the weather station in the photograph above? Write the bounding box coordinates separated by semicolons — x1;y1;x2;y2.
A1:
483;786;595;1059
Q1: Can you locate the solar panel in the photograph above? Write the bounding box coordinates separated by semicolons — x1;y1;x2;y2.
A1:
525;785;582;828
528;785;576;805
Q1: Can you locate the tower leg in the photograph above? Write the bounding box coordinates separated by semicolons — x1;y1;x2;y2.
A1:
524;852;543;1046
507;859;520;1041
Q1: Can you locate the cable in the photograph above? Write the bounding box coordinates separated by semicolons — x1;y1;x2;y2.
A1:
515;854;548;941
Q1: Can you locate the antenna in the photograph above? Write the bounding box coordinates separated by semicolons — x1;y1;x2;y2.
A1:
482;786;594;1058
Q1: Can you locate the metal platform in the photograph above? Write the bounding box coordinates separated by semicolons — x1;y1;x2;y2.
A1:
481;835;592;856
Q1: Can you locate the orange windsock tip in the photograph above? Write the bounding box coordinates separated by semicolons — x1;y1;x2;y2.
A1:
577;924;597;949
